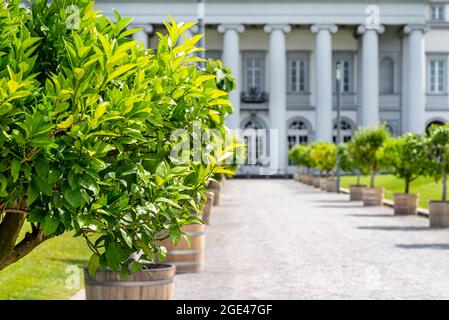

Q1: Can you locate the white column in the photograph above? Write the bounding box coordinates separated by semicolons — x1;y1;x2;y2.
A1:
401;34;409;133
357;25;385;128
404;25;428;134
132;24;153;49
264;24;291;174
218;24;245;130
311;24;338;141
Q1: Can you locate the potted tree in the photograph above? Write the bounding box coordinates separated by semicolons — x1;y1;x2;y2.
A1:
426;124;449;227
0;0;239;299
351;126;390;206
288;145;300;182
288;144;307;183
310;142;336;191
204;59;238;206
302;146;315;185
346;139;369;201
382;134;426;215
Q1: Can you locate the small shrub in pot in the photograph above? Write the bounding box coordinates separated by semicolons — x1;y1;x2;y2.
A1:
425;124;449;227
382;134;426;215
350;126;389;206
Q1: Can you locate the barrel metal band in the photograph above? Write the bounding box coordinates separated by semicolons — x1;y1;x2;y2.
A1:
168;249;204;255
187;231;204;237
85;278;174;287
172;261;203;267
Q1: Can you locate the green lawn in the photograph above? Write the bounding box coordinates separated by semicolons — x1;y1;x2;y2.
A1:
340;174;444;209
0;226;91;300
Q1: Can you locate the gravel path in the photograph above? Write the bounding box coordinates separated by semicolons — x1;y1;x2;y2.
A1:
174;179;449;300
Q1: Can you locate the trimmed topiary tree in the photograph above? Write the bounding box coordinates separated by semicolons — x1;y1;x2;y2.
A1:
382;134;426;194
350;125;390;188
382;133;426;215
425;124;449;227
0;0;240;277
426;124;449;202
337;143;353;173
310;141;336;177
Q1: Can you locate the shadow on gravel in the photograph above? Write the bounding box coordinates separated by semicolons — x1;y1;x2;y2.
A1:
396;243;449;250
318;204;362;208
358;226;429;232
314;199;351;203
346;213;394;218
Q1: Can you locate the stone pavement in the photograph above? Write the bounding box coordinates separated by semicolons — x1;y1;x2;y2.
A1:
174;179;449;300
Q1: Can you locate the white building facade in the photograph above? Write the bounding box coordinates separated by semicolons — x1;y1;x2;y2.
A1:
96;0;449;175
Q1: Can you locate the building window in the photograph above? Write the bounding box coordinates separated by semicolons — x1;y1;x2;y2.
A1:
334;58;352;92
205;50;222;61
243;54;264;94
289;58;307;93
333;119;354;143
431;5;445;21
287;119;310;165
380;57;394;94
428;59;446;93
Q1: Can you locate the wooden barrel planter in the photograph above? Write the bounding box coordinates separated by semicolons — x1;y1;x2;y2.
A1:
208;181;221;206
201;192;214;225
84;264;175;300
362;187;384;207
393;193;419;216
293;173;300;182
313;177;321;188
303;174;311;185
349;185;366;201
429;201;449;228
326;178;338;193
162;224;205;273
319;177;327;190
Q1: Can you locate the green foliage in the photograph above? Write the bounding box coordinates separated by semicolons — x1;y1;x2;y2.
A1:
204;58;244;180
350;125;390;187
309;141;336;175
0;0;241;274
381;134;426;193
336;143;353;173
425;124;449;201
289;144;315;170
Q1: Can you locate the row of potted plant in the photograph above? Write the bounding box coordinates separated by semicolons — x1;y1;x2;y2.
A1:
0;0;242;300
290;124;449;228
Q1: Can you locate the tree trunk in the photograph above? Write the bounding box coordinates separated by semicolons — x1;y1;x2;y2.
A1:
443;169;447;202
0;202;52;271
0;229;51;272
370;171;376;188
404;176;410;194
0;212;26;262
356;172;361;186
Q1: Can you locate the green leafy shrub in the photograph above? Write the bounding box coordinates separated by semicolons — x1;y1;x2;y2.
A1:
204;58;244;180
309;141;336;176
350;125;390;188
289;144;316;174
425;124;449;201
0;0;239;275
336;143;353;172
381;134;426;193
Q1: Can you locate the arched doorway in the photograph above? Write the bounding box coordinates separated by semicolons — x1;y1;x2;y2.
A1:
333;119;354;143
287;118;311;165
242;117;268;167
426;119;446;133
